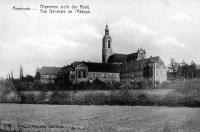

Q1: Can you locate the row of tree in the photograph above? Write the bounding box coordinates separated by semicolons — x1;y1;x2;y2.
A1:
168;58;199;80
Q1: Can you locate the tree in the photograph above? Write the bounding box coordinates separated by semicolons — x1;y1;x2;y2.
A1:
189;61;197;79
178;60;197;80
168;58;179;80
10;70;14;80
34;71;41;80
22;75;34;82
20;65;24;80
179;60;189;80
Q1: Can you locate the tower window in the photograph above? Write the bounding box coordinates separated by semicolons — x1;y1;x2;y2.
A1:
83;71;86;78
108;40;111;48
78;71;81;78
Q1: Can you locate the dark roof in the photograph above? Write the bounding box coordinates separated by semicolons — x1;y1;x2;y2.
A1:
107;53;127;63
59;61;121;73
58;56;165;74
82;62;121;73
58;65;73;75
108;52;139;63
38;67;61;75
127;53;138;63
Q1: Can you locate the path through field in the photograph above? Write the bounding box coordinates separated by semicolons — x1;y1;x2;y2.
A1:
0;104;199;132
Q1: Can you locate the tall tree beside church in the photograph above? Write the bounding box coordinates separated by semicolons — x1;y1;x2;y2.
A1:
10;70;14;80
20;65;24;80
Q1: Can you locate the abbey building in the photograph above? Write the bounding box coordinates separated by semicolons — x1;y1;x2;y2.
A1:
55;25;167;84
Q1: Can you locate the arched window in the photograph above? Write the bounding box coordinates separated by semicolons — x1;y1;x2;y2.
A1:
108;40;111;48
78;71;81;78
83;71;86;78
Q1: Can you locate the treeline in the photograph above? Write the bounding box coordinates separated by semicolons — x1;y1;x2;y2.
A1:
168;58;200;80
13;78;159;91
1;78;200;107
12;79;200;107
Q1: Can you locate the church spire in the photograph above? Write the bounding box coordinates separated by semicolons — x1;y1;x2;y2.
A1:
102;24;113;63
105;24;109;35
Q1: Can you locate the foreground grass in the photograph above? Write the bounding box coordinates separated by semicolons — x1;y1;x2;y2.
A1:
0;104;199;132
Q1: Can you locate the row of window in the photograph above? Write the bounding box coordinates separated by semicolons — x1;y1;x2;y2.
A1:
41;75;56;79
121;78;143;83
89;77;118;80
121;65;154;72
77;70;86;78
91;73;118;78
103;40;111;49
121;73;142;77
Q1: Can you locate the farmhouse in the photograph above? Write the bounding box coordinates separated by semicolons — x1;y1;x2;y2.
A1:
57;25;167;84
37;66;61;84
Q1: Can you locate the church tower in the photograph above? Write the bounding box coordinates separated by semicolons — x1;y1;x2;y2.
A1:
102;24;113;63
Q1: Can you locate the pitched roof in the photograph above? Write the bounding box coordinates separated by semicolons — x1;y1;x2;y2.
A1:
58;65;73;75
82;62;121;73
38;67;61;75
127;53;138;63
107;53;127;63
107;52;140;64
59;61;121;73
58;56;165;74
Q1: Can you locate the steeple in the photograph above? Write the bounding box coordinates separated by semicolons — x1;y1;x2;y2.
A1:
102;24;113;63
105;24;109;35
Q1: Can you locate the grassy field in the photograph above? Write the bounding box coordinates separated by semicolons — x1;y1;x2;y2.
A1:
0;104;199;132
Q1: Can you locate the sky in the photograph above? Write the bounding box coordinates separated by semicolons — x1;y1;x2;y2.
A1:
0;0;200;78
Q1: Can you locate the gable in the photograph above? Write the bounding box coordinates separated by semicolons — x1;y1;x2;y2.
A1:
76;63;88;70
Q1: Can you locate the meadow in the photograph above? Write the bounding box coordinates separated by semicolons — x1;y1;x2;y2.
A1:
0;104;200;132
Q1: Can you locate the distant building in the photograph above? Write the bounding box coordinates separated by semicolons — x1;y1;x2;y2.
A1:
37;66;61;84
58;25;167;84
58;62;120;83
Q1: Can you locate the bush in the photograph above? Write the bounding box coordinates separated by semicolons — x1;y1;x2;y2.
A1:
82;93;108;105
49;91;71;104
20;93;35;104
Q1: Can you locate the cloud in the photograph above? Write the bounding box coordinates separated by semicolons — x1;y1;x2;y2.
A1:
111;17;185;48
66;24;102;40
167;13;195;23
0;35;77;62
0;16;101;77
154;36;185;48
111;17;158;36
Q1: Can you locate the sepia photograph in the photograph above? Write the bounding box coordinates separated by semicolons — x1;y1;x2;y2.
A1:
0;0;200;131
